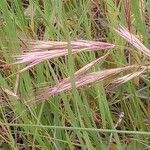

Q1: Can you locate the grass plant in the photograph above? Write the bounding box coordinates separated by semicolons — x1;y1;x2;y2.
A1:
0;0;150;149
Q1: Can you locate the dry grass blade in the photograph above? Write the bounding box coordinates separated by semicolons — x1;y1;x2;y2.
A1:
124;0;131;31
107;66;147;89
37;65;137;100
1;87;19;99
115;26;150;57
14;40;114;73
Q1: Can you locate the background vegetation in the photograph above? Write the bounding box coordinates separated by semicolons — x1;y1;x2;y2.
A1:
0;0;150;149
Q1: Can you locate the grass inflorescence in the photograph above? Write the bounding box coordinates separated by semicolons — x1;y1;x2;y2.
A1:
0;0;150;149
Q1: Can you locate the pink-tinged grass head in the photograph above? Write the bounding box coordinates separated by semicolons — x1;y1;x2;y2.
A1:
14;40;115;73
37;65;139;100
115;26;150;57
106;66;147;89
